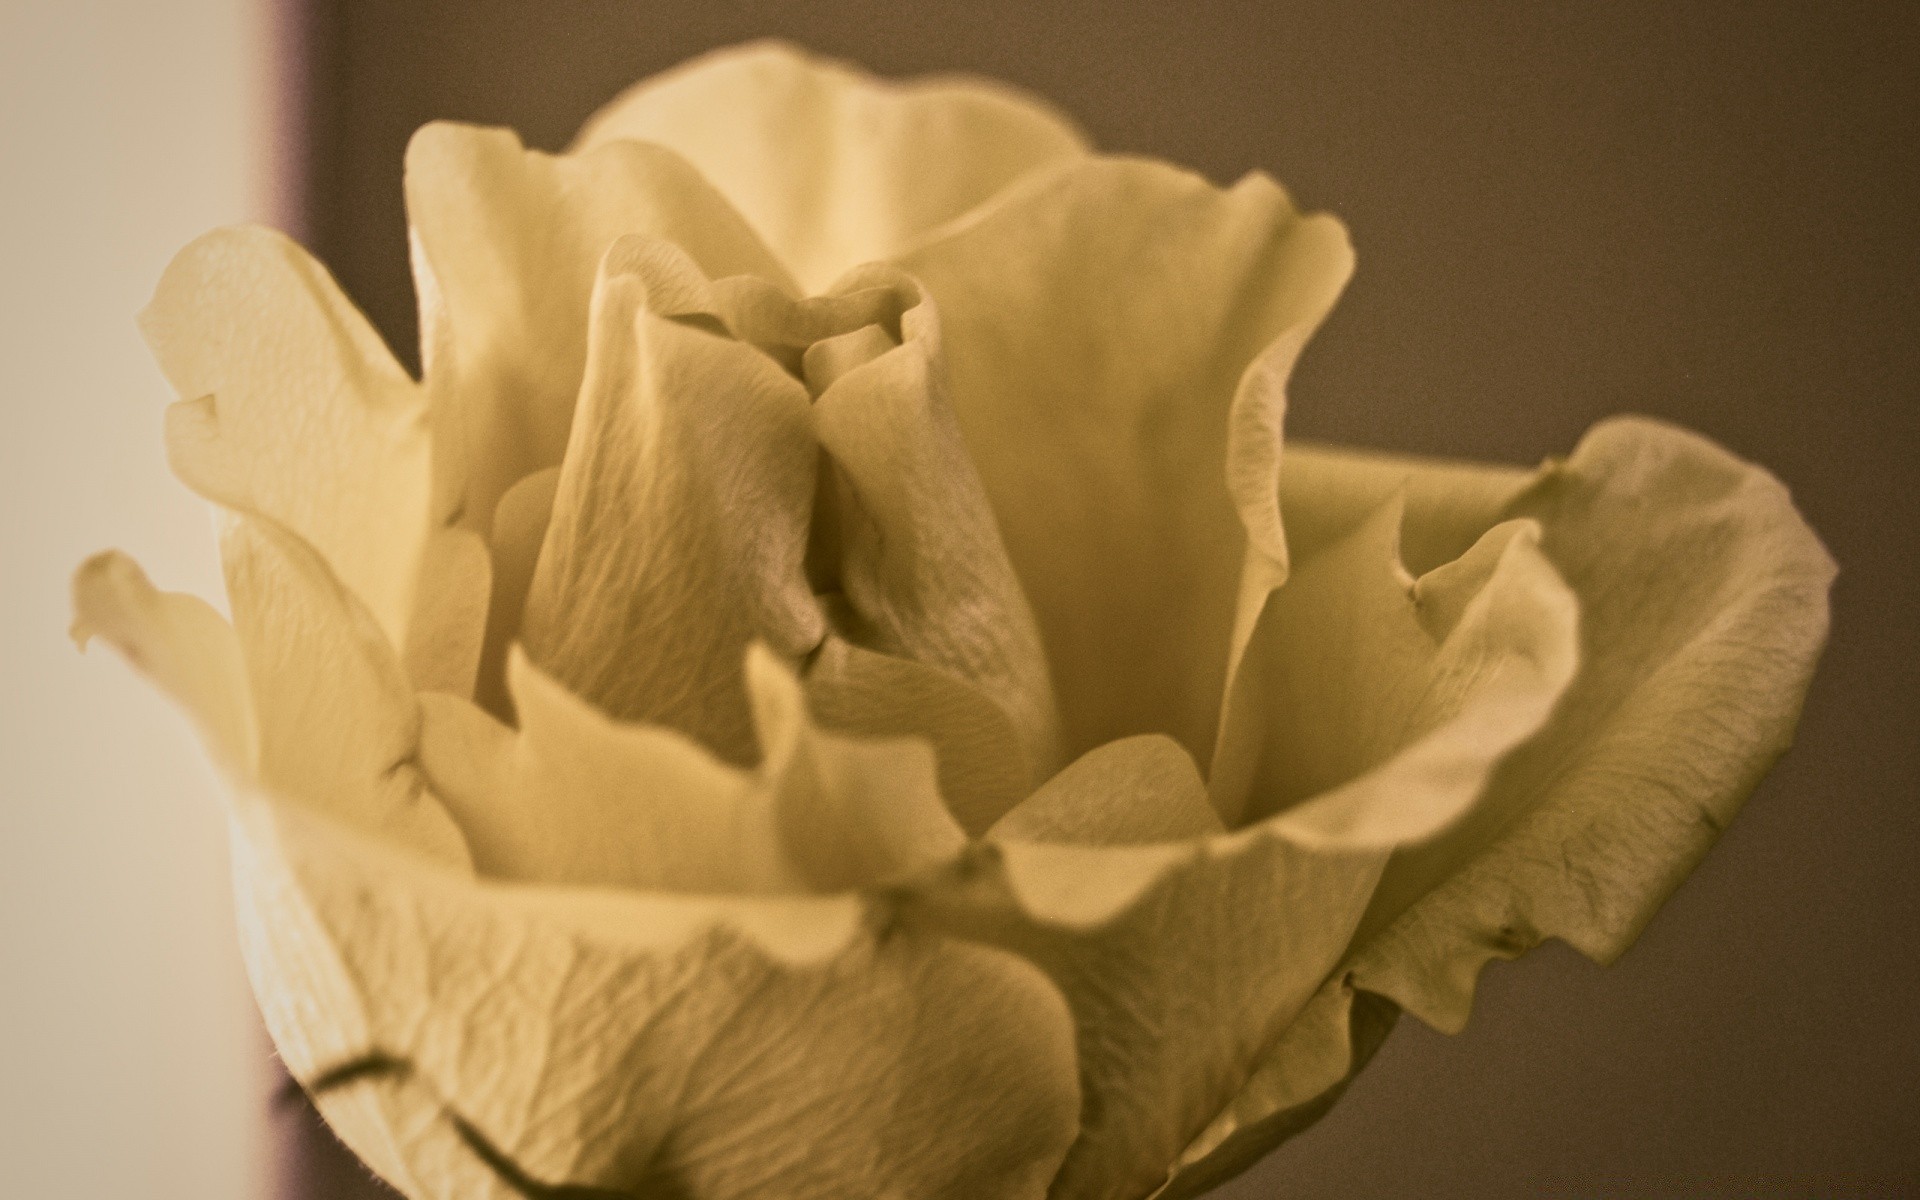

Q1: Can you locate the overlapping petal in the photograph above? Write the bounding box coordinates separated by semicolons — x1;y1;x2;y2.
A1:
515;234;1057;797
221;515;470;865
405;122;796;527
1159;419;1833;1195
75;526;1080;1200
574;40;1090;293
418;643;965;896
1356;418;1836;1012
897;157;1353;765
71;550;256;774
234;794;1082;1200
807;263;1062;787
141;227;487;695
912;498;1579;1200
514;238;821;761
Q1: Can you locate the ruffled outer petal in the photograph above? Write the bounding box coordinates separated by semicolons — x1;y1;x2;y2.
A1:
73;539;1080;1200
1158;419;1833;1196
1358;418;1838;1006
897;158;1354;766
911;501;1578;1200
573;41;1091;294
221;516;470;866
141;227;485;695
71;551;257;775
233;793;1082;1200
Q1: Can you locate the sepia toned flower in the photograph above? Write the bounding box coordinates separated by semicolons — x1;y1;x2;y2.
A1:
73;41;1832;1200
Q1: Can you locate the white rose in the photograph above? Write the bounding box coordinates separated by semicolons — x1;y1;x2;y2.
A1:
73;41;1832;1200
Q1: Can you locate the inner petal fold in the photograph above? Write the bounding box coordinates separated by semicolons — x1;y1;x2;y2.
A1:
517;241;822;763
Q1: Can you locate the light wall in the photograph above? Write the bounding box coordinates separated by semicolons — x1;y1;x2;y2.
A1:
1;0;272;1195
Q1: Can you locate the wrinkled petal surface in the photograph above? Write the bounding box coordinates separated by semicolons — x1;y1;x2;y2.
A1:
516;239;821;762
809;265;1061;785
1163;419;1833;1194
234;794;1082;1200
915;501;1577;1200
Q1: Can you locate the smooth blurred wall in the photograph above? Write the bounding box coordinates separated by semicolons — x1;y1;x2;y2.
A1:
0;0;274;1195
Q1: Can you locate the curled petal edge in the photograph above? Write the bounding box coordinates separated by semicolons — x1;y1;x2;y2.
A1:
1154;418;1835;1196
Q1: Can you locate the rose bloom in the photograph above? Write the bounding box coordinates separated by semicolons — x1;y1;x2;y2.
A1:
74;42;1831;1200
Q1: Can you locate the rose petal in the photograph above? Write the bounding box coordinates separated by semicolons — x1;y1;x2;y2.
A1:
418;648;804;894
1149;977;1399;1200
420;644;965;895
1162;419;1833;1194
1279;438;1539;574
405;122;796;527
743;644;971;892
142;227;467;679
516;239;822;761
1353;418;1838;1015
1210;499;1581;832
221;515;469;866
573;40;1090;293
403;527;491;698
804;635;1029;837
70;550;258;776
912;488;1577;1200
810;268;1062;784
897;159;1353;765
235;792;1081;1200
471;464;558;721
988;735;1225;845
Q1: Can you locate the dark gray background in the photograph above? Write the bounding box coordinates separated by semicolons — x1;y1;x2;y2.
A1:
280;2;1919;1194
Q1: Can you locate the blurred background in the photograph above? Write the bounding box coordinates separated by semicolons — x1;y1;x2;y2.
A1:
3;2;1915;1196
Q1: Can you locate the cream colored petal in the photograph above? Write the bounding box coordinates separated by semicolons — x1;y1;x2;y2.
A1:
1149;978;1399;1200
988;735;1224;845
573;40;1090;293
143;227;447;669
1279;439;1539;573
1210;499;1580;830
1351;418;1837;1013
70;550;258;776
810;271;1062;784
405;122;796;527
471;465;558;721
912;489;1577;1200
402;528;491;698
915;828;1381;1200
804;634;1028;839
233;791;1081;1199
420;643;965;896
221;515;468;867
1160;419;1833;1194
418;648;802;894
744;644;970;892
517;241;821;762
897;159;1353;765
